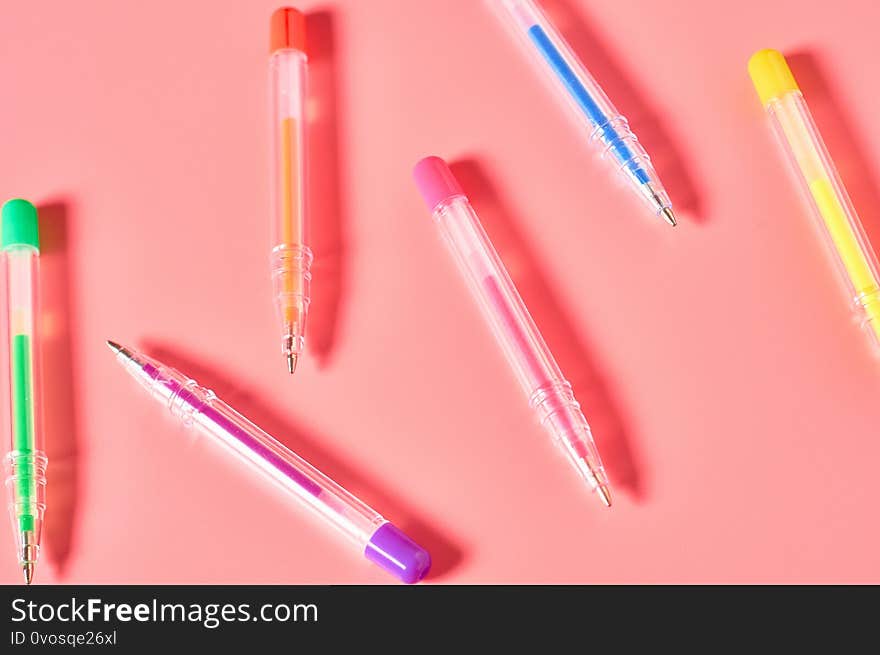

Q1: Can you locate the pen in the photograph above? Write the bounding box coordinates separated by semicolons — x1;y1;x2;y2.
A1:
269;7;312;373
413;157;612;507
1;199;46;584
107;341;431;583
495;0;676;226
749;49;880;349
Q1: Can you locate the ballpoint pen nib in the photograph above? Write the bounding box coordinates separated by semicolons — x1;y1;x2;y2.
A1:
287;352;297;375
106;340;122;354
19;531;38;584
596;484;613;508
661;207;677;227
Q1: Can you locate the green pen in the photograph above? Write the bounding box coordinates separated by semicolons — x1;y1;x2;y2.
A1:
2;199;46;584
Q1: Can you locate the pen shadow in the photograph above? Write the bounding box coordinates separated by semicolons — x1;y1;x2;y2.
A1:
305;9;348;367
449;159;647;501
787;51;880;247
37;200;82;577
140;341;465;581
541;0;704;222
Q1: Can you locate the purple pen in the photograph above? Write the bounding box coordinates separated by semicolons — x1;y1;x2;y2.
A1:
107;341;431;584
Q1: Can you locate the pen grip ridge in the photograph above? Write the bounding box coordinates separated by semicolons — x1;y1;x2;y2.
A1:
271;245;313;315
166;379;216;429
590;115;651;185
530;380;589;440
4;449;46;538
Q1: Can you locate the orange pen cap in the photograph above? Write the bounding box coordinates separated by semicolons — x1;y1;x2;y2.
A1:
270;7;306;53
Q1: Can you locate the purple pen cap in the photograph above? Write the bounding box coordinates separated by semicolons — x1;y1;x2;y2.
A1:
364;523;431;584
413;156;466;213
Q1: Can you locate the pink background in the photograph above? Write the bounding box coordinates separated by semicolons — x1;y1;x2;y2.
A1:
1;0;880;584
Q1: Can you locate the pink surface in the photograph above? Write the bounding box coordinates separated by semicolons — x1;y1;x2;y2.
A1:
1;0;880;584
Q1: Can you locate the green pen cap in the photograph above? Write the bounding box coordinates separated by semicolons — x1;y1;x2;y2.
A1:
1;199;40;252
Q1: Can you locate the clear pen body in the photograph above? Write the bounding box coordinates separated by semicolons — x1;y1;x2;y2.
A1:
767;90;880;347
432;195;610;498
270;46;312;367
496;0;673;221
2;245;46;574
117;350;383;545
111;345;431;582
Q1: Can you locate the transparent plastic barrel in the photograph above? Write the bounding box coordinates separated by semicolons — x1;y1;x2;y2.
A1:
432;196;608;493
497;0;672;217
768;91;880;347
2;247;46;571
269;48;312;360
112;343;431;582
125;355;386;547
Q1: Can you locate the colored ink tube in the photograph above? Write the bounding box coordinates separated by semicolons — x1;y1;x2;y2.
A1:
749;49;880;349
1;199;46;584
413;157;612;507
107;341;431;584
496;0;677;226
270;7;312;374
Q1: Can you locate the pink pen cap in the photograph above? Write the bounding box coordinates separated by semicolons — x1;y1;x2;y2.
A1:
413;156;467;212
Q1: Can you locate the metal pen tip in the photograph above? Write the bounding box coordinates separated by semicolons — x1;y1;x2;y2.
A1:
661;207;677;227
23;563;33;585
596;484;613;508
106;340;122;354
287;353;298;375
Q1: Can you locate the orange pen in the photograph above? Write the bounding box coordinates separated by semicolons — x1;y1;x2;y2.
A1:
269;8;311;373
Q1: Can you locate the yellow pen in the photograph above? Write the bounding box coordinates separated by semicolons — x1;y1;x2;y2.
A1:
749;49;880;349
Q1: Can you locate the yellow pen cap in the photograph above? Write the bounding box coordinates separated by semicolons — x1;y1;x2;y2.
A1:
748;49;800;106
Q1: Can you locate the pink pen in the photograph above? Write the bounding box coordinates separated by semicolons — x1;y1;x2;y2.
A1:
414;157;612;507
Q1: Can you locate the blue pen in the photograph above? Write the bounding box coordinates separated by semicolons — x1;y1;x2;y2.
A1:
497;0;677;226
